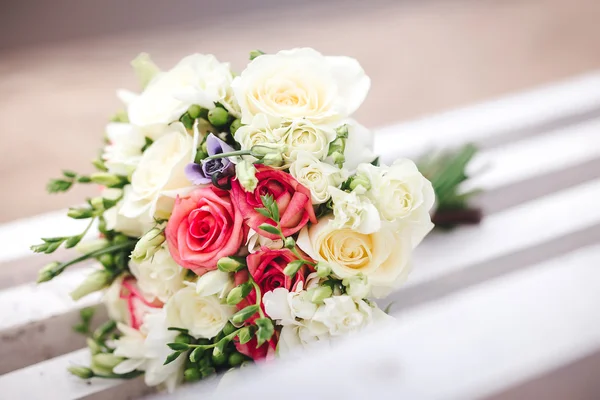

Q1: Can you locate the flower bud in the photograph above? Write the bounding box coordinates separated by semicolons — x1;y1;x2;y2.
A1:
228;351;247;367
76;238;109;254
249;49;265;60
37;261;60;283
87;338;102;355
98;253;114;269
67;207;95;219
90;173;123;188
283;260;304;277
235;161;258;192
342;274;370;300
208;107;229;127
187;104;202;119
251;144;283;158
90;197;105;211
262;152;284;167
226;282;252;305
217;256;245;273
316;262;332;278
184;368;201;382
70;270;112;300
309;285;333;304
330;151;345;167
284;237;295;249
335;124;349;139
349;175;371;191
231;305;259;324
131;52;160;89
229;118;242;135
131;228;165;263
92;353;125;372
68;366;94;379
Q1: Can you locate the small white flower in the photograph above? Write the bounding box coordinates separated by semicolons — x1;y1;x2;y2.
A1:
356;159;435;247
312;295;372;336
130;246;186;304
103;276;130;324
128;53;237;127
246;229;283;253
120;123;195;221
102;187;150;238
342;119;376;172
195;270;233;299
329;186;381;234
165;286;234;339
263;288;295;325
103;122;146;176
232;48;370;125
342;274;370;300
289;152;348;205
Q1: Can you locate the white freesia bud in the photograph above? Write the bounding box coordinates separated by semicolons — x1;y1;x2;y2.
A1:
342;274;370;300
289;152;348;204
131;53;160;89
76;238;109;254
329;186;381;234
71;270;112;300
165;286;234;339
196;269;233;299
130;247;186;303
131;228;165;263
235;160;258;192
312;295;372;336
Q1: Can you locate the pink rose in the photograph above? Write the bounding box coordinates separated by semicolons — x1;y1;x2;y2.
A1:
166;186;246;275
235;336;277;361
231;166;317;240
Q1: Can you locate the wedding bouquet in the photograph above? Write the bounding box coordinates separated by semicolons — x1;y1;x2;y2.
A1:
34;48;445;392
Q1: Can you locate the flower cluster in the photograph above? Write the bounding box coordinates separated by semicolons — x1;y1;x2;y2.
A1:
35;48;436;392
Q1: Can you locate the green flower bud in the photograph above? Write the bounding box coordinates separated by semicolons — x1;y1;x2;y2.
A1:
235;160;258;192
212;350;228;366
251;144;283;158
316;262;332;278
86;338;102;355
308;285;333;304
208;107;229;127
342;274;370;299
284;237;296;249
76;238;109;254
249;49;265;60
112;234;131;245
90;173;123;188
222;321;237;336
67;365;94;379
228;351;247;367
330;151;345;167
90;197;105;211
229;118;242;135
70;270;112;301
262;152;284;167
184;367;201;382
335;124;349;139
349;175;371;191
67;207;95;219
217;256;245;273
200;367;216;378
92;353;125;371
187;104;202;119
131;227;165;263
226;281;252;305
283;260;304;277
131;52;160;89
37;261;60;283
231;305;259;324
98;253;114;269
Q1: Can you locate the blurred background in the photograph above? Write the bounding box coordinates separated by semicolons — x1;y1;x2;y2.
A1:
1;0;599;222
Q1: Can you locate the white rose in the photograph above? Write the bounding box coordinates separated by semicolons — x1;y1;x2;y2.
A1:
120;123;195;221
342;119;376;172
232;48;370;124
130;247;186;303
103;122;146;176
297;217;413;295
329;186;380;234
102;187;149;237
233;113;286;152
289;152;348;204
165;286;234;339
246;228;283;253
128;53;236;127
357;159;435;247
281;119;337;163
312;295;372;336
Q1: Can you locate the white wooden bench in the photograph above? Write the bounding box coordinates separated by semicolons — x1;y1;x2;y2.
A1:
1;72;599;399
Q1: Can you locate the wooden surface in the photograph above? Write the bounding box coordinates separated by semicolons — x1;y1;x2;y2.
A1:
2;0;600;222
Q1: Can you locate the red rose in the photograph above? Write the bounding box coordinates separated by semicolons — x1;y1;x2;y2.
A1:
231;166;317;239
235;336;277;361
166;186;246;275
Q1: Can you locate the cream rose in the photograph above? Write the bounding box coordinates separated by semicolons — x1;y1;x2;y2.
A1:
357;159;435;247
233;113;286;152
289;152;348;204
165;286;234;339
281;119;337;163
329;186;380;234
120;123;195;221
129;247;186;303
232;48;370;125
297;218;413;295
128;53;237;127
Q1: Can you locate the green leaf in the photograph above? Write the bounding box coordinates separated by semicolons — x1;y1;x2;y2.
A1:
47;179;73;193
237;326;254;345
189;347;205;363
167;342;190;351
164;351;183;365
231;305;259;324
180;113;194;130
249;49;265;60
255;207;272;219
62;170;78;178
255;318;274;347
167;327;189;334
64;235;83;249
258;223;281;236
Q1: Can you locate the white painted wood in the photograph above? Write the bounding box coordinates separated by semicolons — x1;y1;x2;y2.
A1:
374;72;600;160
161;244;600;400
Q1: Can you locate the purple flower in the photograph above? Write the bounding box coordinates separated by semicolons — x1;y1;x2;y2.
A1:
185;134;235;185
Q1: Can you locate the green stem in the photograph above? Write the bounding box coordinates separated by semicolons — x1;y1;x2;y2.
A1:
205;150;251;160
249;277;265;318
189;328;243;349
